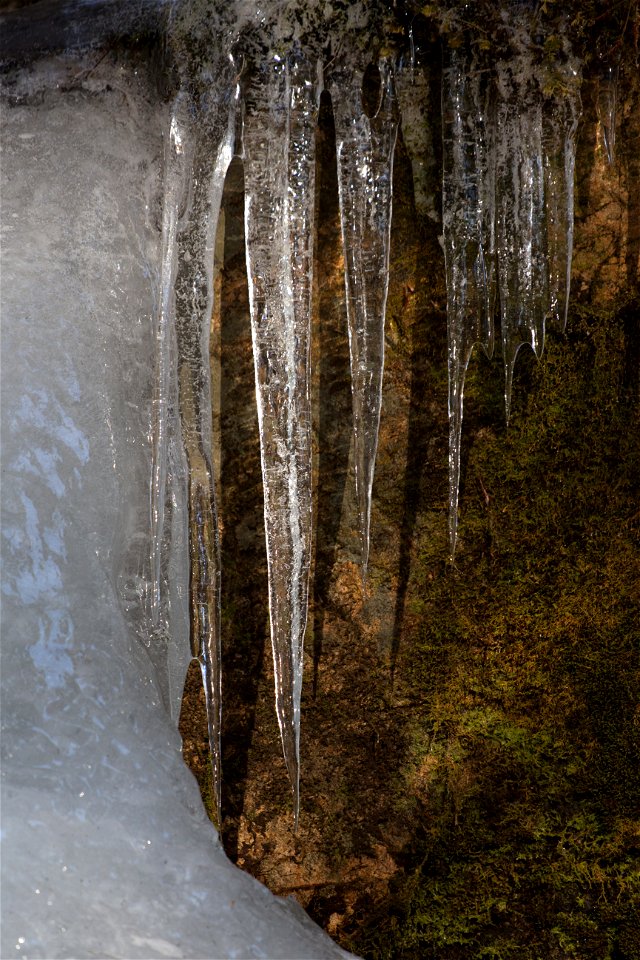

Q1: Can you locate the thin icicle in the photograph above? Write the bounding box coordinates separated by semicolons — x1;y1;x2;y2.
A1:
167;71;237;825
495;52;548;421
188;471;222;819
442;43;495;556
329;54;399;580
396;40;438;222
597;59;619;165
560;85;580;329
243;50;320;827
150;93;193;633
543;57;581;331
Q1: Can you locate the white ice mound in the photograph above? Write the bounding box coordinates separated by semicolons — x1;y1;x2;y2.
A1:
0;59;353;960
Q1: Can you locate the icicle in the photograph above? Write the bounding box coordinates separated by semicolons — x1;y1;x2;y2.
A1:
243;50;320;826
329;54;399;580
442;43;495;556
150;93;193;633
597;59;619;165
152;66;236;825
543;58;581;331
188;470;222;819
396;38;438;222
441;21;581;548
494;53;548;421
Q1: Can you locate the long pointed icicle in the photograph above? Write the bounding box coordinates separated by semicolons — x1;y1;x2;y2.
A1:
543;55;581;332
150;93;193;633
243;50;320;827
171;79;237;826
330;55;399;581
495;52;549;421
596;58;618;165
442;44;495;557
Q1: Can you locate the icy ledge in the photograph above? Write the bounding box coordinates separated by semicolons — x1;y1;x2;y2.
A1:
0;58;353;960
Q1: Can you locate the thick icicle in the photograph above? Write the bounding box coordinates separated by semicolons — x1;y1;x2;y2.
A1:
329;54;399;579
494;52;549;421
442;44;495;556
243;50;320;826
150;63;236;823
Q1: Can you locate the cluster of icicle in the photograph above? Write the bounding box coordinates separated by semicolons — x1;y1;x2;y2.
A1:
145;2;399;826
141;1;584;826
442;26;582;555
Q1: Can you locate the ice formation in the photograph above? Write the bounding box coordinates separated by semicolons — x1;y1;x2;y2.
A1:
442;23;581;553
330;53;399;579
0;37;353;957
149;31;240;819
151;94;189;635
596;58;619;164
1;0;587;951
442;43;496;554
544;71;581;333
243;49;321;827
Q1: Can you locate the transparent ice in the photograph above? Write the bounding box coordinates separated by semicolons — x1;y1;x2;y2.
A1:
596;58;619;164
150;92;192;637
171;67;238;826
494;50;549;421
243;49;320;826
329;53;399;579
442;43;495;555
543;56;581;331
442;26;581;548
1;0;589;951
